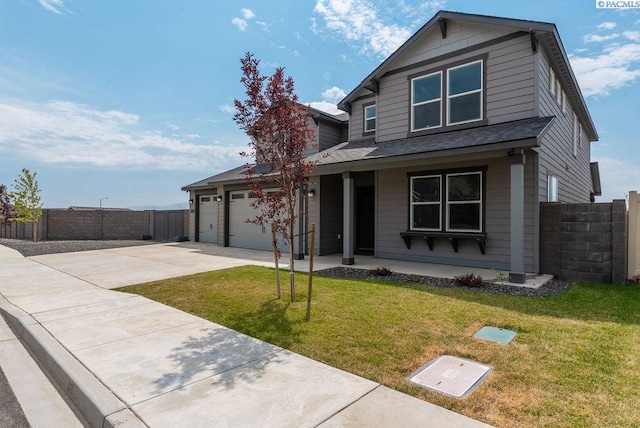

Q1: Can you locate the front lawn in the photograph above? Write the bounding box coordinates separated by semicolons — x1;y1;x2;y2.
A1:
119;266;640;427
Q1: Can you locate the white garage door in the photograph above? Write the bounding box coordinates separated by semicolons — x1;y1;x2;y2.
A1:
229;191;278;251
198;195;218;243
229;190;289;253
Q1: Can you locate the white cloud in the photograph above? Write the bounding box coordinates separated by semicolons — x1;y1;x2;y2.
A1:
0;100;244;171
598;22;617;31
166;122;180;130
37;0;65;14
231;17;248;32
623;30;640;42
219;105;236;114
311;0;444;57
241;8;255;20
306;101;346;116
570;43;640;96
583;33;620;43
256;21;270;33
321;86;347;103
592;156;640;201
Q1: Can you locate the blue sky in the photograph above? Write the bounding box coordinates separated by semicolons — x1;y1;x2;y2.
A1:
1;0;639;208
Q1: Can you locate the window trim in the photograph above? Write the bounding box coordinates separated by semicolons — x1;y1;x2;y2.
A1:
445;171;483;233
408;56;486;136
410;70;443;132
446;60;484;126
408;166;487;234
409;174;442;231
363;103;376;134
549;68;556;95
548;174;558;202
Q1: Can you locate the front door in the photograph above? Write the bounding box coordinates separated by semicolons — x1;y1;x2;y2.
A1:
355;186;375;254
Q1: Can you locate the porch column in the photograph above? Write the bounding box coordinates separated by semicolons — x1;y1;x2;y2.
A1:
509;152;526;284
342;171;355;265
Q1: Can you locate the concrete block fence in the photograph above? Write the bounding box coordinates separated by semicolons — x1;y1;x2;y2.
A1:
0;209;188;242
540;200;627;284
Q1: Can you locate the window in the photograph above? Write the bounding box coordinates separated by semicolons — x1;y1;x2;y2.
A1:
410;175;441;230
411;71;442;131
410;59;483;132
549;68;556;95
562;91;567;114
364;104;376;133
447;61;483;125
231;193;245;200
446;172;482;232
556;80;562;105
548;175;558;202
410;170;484;233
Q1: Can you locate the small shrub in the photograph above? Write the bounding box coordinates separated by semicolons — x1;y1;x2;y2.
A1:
452;273;484;288
371;267;392;276
407;274;421;283
492;268;508;285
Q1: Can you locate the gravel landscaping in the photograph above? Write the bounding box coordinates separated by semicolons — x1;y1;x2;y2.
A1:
0;238;571;296
316;266;572;297
0;238;156;257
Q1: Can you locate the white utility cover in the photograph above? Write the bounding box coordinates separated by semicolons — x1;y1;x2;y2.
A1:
409;355;491;398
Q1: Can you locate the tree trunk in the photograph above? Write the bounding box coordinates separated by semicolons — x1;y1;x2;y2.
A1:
289;233;295;302
271;223;281;299
306;222;316;320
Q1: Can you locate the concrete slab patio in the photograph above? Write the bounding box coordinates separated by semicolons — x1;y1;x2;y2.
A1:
0;242;492;427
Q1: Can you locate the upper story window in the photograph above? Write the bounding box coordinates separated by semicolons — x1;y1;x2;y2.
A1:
410;59;483;133
411;71;442;131
447;60;483;126
364;104;376;133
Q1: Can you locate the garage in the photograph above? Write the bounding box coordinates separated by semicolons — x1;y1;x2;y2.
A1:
228;191;275;251
198;195;218;243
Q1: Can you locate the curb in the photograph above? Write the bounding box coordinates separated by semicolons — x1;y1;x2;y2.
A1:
0;296;147;428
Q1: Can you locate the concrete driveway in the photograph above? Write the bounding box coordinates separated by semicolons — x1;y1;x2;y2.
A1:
0;242;492;427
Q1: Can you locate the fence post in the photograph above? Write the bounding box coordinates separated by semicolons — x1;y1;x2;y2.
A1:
628;191;639;279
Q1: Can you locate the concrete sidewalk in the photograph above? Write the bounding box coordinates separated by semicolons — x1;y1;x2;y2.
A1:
0;243;492;427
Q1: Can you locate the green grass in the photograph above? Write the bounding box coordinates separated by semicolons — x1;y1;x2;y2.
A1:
118;266;640;427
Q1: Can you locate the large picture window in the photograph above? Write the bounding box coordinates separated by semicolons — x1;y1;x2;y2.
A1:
411;71;442;131
410;170;484;233
447;61;483;125
410;59;484;132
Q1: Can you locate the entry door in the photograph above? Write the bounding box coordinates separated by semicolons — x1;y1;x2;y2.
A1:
198;195;218;243
356;186;375;254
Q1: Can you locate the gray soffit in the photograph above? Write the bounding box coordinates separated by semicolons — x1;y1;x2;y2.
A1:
308;116;554;169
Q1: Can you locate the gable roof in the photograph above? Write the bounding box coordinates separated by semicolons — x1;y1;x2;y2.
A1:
338;10;597;142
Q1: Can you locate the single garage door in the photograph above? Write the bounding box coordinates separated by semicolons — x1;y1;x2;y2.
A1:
228;191;281;251
198;195;218;243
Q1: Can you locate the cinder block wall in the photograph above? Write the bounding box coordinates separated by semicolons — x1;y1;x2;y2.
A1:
540;201;627;284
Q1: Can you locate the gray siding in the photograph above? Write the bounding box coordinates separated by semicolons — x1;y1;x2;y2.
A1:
393;21;514;68
376;33;536;142
376;155;536;271
319;121;345;151
537;50;592;203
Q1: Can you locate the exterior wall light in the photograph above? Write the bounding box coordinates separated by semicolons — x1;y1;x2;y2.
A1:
308;189;316;198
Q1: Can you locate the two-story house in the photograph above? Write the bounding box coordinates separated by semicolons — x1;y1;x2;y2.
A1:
182;11;600;283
